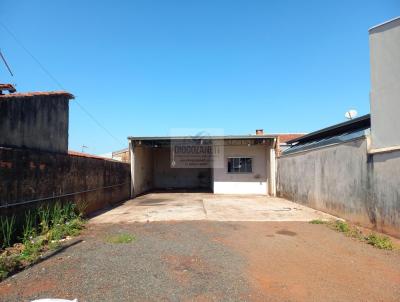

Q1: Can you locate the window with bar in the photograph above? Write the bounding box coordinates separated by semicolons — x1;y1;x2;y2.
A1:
227;157;252;173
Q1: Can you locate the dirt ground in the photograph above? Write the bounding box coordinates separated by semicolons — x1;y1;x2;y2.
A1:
1;221;399;302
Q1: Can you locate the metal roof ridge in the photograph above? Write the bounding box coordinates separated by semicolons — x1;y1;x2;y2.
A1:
369;16;400;32
286;114;371;145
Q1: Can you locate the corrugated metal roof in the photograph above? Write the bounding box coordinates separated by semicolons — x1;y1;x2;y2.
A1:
282;129;369;156
286;114;370;145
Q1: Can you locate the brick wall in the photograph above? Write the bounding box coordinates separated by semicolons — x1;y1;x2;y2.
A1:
0;147;130;215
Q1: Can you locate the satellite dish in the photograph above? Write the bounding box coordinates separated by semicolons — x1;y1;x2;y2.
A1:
345;109;358;120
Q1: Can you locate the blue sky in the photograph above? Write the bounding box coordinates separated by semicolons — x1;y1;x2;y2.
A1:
0;1;399;154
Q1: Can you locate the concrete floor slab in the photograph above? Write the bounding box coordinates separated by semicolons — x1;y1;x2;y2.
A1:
90;192;336;224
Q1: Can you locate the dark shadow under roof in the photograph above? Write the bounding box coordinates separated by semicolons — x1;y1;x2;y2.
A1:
286;114;371;145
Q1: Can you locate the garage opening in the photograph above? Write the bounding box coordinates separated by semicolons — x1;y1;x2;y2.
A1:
131;142;212;195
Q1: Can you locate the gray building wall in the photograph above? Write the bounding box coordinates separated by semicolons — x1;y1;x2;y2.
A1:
369;18;400;150
278;137;400;237
0;93;72;153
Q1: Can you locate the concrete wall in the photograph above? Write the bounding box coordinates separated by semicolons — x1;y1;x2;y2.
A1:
213;145;269;195
369;18;400;150
0;94;72;153
278;137;400;237
0;147;131;214
133;146;154;195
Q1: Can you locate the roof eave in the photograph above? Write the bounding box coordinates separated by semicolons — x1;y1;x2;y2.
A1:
286;114;371;145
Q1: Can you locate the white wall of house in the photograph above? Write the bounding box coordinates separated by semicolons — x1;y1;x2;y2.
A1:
213;145;269;195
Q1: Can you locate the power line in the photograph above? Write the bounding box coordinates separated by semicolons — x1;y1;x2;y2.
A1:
0;21;125;147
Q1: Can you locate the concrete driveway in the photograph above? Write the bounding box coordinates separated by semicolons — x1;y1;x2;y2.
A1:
90;192;336;224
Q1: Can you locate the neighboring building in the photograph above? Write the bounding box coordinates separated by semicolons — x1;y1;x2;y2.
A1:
369;17;400;152
278;17;400;237
129;131;277;196
273;133;307;155
112;148;130;162
68;150;109;160
282;115;370;155
0;89;74;153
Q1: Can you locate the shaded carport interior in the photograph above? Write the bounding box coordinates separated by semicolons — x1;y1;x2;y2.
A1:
130;138;213;196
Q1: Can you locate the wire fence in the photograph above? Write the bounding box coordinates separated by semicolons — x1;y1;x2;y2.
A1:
0;182;130;209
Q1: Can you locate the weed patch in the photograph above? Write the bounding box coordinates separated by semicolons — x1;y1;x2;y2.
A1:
0;201;86;281
332;220;351;233
365;233;394;250
309;219;326;224
106;233;135;244
311;219;396;250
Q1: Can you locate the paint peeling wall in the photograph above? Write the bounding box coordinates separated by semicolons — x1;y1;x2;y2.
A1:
278;137;400;237
0;147;131;214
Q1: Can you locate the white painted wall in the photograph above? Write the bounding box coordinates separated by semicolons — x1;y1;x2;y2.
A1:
213;145;269;195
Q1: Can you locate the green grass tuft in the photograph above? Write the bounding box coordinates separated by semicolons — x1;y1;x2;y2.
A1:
332;220;351;233
365;233;394;250
309;219;325;224
106;233;136;244
0;215;16;248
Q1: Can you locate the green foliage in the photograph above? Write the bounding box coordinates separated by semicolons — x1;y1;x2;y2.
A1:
0;201;86;281
38;205;51;235
49;218;84;241
22;210;38;242
365;233;394;250
309;219;325;224
19;238;44;262
0;254;22;279
0;215;16;248
311;219;396;251
332;220;351;233
106;233;135;244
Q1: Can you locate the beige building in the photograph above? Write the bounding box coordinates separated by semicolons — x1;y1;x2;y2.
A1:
128;132;278;197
